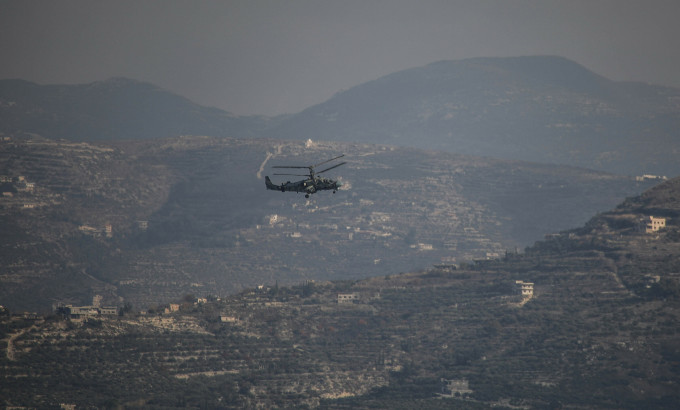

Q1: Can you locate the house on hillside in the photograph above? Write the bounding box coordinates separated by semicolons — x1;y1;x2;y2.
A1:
337;293;360;304
55;296;118;319
639;216;666;233
79;223;114;238
221;315;239;323
57;305;118;319
99;307;118;315
515;280;534;299
440;378;473;398
635;174;667;182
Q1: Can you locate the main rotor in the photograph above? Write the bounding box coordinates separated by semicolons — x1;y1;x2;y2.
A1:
272;154;346;179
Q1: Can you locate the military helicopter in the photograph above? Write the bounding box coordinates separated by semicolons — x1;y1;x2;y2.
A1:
265;154;346;198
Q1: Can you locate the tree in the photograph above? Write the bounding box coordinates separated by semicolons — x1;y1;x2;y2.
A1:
119;302;133;316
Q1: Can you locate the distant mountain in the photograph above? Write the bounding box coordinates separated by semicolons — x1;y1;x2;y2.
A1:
0;77;269;140
267;56;680;176
3;56;680;176
0;136;658;312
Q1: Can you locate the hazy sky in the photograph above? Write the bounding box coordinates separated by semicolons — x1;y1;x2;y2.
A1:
2;0;679;116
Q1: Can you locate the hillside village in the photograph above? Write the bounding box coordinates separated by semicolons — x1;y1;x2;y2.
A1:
2;55;680;408
11;206;673;322
1;181;678;408
0;140;676;406
0;136;659;313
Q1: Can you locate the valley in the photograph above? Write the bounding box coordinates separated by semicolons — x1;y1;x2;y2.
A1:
2;176;679;408
0;135;657;312
1;55;679;408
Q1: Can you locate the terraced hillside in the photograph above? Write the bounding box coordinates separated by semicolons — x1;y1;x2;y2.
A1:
1;177;679;408
0;135;658;311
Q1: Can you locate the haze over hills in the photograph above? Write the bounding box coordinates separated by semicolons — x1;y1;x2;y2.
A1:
2;56;680;176
270;56;680;176
0;77;269;141
2;54;680;408
0;136;658;312
2;174;679;409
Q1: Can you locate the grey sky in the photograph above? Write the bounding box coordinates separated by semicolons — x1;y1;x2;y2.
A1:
1;0;679;116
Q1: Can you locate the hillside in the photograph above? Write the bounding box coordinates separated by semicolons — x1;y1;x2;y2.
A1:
2;177;679;409
2;56;680;177
268;56;680;176
0;77;268;140
0;135;657;312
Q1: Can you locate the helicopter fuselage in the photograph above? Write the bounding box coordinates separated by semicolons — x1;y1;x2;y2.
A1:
265;176;340;197
265;154;346;198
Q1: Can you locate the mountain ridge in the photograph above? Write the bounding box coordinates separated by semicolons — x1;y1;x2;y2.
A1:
0;77;270;141
2;56;680;176
269;56;680;176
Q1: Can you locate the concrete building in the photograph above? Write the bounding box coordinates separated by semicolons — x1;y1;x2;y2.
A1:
639;216;666;233
635;174;667;182
440;378;473;397
58;304;118;318
515;280;534;299
337;293;360;304
99;307;118;315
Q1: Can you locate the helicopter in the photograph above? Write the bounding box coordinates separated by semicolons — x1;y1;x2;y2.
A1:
265;154;346;198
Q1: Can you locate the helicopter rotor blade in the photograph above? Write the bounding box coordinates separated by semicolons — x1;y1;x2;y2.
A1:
271;154;344;170
273;173;310;177
317;161;346;174
312;154;345;169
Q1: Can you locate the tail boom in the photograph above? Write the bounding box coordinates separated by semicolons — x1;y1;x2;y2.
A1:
265;176;282;191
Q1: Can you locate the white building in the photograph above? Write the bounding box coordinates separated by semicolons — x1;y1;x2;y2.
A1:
337;293;360;304
515;280;534;299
